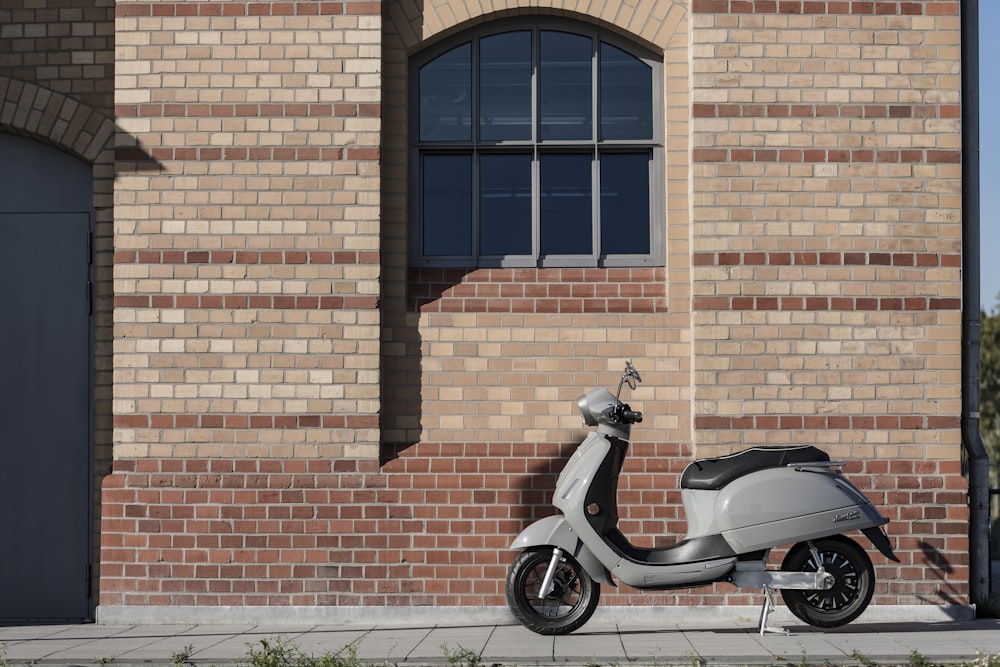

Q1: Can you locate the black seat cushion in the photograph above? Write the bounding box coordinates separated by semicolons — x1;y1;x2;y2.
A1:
680;446;830;491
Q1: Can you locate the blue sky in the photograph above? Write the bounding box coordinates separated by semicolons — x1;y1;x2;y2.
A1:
981;2;1000;312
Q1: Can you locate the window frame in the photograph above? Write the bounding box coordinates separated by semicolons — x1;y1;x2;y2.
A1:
408;18;665;269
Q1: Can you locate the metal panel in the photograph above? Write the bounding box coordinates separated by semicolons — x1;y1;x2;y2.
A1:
0;135;92;208
0;134;92;620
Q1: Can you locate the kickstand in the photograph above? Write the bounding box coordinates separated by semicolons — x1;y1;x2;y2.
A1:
758;587;790;636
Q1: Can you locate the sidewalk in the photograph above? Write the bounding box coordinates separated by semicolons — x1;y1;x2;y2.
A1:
2;618;1000;667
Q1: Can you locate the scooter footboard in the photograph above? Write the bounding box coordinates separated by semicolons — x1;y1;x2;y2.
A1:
511;515;615;586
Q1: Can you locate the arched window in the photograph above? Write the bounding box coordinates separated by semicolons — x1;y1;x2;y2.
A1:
410;20;664;268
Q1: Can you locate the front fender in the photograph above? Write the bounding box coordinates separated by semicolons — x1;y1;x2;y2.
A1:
510;515;615;586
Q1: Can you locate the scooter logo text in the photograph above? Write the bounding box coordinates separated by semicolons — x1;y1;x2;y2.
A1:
833;510;861;523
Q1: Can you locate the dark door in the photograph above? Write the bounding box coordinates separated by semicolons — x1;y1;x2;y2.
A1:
0;135;92;620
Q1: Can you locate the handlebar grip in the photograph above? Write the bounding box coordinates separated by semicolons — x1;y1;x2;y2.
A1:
622;410;643;424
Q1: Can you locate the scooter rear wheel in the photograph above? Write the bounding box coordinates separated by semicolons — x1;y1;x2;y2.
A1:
780;535;875;628
506;547;600;635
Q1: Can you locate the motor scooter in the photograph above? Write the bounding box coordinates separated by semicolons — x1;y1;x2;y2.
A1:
506;361;898;635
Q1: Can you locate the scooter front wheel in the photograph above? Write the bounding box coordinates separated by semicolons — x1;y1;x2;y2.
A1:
506;547;600;635
780;535;875;628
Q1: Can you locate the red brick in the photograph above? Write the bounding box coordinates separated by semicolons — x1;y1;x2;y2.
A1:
691;0;730;11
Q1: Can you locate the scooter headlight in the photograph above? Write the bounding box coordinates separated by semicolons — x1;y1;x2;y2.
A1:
577;388;617;426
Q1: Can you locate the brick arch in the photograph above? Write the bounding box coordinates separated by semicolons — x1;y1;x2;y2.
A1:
387;0;686;52
0;76;114;164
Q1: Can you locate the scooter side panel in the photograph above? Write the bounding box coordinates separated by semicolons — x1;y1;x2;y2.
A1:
554;432;610;500
550;434;628;583
722;507;885;553
681;488;721;538
715;466;888;553
509;515;615;586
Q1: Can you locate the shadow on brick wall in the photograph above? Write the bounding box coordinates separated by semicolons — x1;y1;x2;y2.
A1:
379;267;476;465
918;539;965;606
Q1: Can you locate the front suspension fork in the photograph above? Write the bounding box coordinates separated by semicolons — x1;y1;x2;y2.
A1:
538;547;564;599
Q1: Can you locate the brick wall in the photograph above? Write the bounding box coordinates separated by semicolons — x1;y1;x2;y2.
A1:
111;0;382;462
100;441;698;607
690;0;968;599
104;0;383;607
98;0;971;614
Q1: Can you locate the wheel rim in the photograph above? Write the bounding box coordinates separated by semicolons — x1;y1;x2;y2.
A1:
799;546;863;612
521;555;586;619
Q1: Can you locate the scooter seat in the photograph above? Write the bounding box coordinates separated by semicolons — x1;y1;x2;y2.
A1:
680;445;830;491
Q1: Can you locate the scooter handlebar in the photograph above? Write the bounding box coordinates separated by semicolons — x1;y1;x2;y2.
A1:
614;404;643;424
622;409;643;424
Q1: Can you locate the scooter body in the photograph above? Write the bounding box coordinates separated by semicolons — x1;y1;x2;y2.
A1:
506;364;898;635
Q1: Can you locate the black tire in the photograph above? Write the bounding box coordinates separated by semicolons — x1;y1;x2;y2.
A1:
505;547;600;635
780;535;875;628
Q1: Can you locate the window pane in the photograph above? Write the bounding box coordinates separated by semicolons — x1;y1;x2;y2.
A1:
600;153;650;255
420;43;472;141
540;32;593;141
480;32;532;142
423;154;472;257
600;42;653;141
480;154;532;256
540;154;592;255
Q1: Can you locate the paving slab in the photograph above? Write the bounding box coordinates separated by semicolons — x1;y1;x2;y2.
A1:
752;631;852;664
1;625;137;662
288;627;374;660
3;639;98;662
50;628;197;662
682;629;779;663
182;629;293;662
412;625;497;661
110;626;255;662
965;632;1000;653
481;624;556;662
553;626;628;663
0;624;103;642
812;631;914;664
618;626;699;663
353;627;435;662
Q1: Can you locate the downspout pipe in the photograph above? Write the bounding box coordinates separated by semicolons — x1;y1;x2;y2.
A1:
960;0;991;607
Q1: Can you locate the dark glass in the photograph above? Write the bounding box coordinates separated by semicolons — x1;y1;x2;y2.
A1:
422;154;472;257
540;31;593;141
600;42;653;140
419;43;472;141
540;154;592;255
480;154;532;256
480;32;532;142
600;153;650;255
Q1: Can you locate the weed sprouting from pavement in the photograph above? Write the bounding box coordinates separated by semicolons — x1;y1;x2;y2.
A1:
442;644;484;667
851;649;877;667
239;634;379;667
908;650;938;667
970;651;1000;667
171;644;194;667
